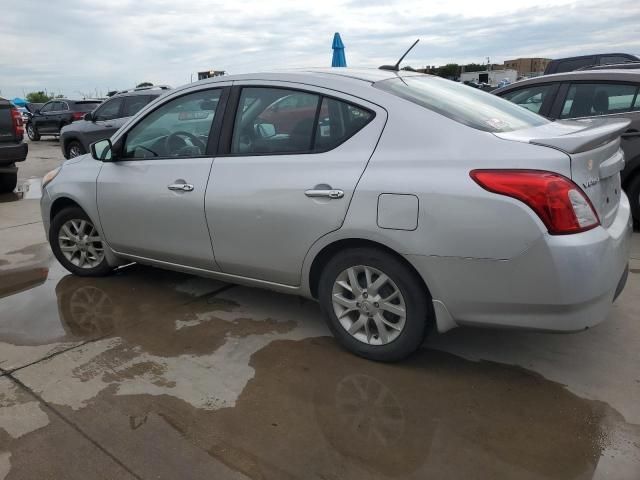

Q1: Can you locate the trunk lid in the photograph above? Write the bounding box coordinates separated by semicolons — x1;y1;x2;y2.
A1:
495;118;630;228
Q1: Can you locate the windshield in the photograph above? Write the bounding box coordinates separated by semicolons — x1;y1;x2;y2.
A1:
374;76;549;132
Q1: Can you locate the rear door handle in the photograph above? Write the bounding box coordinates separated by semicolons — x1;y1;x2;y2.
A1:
305;189;344;199
167;183;194;192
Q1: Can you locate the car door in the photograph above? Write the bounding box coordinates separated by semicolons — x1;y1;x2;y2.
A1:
36;101;56;132
553;81;640;150
85;97;124;145
205;83;387;285
96;85;228;270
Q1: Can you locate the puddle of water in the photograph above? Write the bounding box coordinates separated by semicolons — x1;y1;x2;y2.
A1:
8;336;637;480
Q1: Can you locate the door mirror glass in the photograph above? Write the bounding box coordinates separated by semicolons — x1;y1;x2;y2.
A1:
84;112;93;121
91;139;113;161
256;123;276;138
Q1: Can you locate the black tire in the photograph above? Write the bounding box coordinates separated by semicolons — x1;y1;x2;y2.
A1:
26;122;40;141
50;207;113;277
0;172;17;193
627;174;640;229
318;247;432;362
66;140;86;158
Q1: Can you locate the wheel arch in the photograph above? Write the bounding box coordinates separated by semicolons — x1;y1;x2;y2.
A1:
307;237;432;301
50;196;83;222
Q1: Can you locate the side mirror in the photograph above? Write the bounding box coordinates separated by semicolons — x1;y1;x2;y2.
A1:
84;112;93;122
35;109;41;114
90;139;115;161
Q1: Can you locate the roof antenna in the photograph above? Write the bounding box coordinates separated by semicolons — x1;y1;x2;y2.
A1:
379;39;420;71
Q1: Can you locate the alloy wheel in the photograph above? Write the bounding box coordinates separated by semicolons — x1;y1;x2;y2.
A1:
68;145;83;158
58;219;105;268
331;265;406;345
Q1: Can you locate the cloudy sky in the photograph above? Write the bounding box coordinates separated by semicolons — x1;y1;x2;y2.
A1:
1;0;639;99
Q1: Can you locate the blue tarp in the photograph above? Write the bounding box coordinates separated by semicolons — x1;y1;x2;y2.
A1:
11;97;27;107
331;33;346;67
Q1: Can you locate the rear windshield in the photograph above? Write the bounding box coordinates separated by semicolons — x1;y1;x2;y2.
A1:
374;76;549;132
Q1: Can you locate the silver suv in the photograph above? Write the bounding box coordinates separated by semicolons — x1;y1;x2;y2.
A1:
41;69;632;361
60;85;170;159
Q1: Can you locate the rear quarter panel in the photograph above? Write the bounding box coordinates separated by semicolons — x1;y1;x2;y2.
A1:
302;96;573;291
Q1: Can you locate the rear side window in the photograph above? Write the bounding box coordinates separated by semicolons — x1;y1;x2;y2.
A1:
501;84;555;114
560;83;639;118
375;76;548;132
230;87;373;155
123;95;152;117
315;98;373;150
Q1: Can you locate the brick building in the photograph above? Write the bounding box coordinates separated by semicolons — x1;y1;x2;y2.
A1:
503;58;551;77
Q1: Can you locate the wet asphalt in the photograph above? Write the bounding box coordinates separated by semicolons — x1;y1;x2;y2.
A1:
0;140;639;479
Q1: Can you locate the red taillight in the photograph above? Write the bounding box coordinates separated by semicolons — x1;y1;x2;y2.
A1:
72;111;85;121
470;169;600;235
10;108;24;138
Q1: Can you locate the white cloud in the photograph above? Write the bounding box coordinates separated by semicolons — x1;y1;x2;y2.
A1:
0;0;639;98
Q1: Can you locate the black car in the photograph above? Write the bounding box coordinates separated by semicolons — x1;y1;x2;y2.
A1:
0;97;28;193
544;53;639;75
60;86;170;158
26;99;102;141
494;69;640;224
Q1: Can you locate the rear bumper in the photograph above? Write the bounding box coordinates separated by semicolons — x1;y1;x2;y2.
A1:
0;142;28;167
408;193;633;333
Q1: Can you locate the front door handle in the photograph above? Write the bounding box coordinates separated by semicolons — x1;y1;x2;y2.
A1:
167;183;194;192
621;129;640;139
305;188;344;199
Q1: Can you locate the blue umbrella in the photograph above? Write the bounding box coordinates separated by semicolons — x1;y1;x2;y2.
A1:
11;97;27;107
331;32;346;67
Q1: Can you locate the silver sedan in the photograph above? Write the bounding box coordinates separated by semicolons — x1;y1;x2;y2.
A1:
40;69;632;361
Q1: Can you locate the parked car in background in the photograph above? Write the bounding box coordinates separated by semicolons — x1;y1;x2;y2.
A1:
494;69;640;224
0;97;28;192
544;53;639;75
15;106;30;123
26;99;102;141
60;86;170;158
40;69;630;361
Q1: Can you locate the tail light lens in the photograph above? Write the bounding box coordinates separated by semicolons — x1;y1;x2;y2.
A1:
10;108;24;138
470;169;600;235
72;111;85;121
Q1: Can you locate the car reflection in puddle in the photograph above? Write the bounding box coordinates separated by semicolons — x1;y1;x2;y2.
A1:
0;260;633;479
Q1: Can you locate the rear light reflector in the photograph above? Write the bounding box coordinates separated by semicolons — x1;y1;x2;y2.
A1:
470;169;600;235
72;112;85;121
10;107;24;137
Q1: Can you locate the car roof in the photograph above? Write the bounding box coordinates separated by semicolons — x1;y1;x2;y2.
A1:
493;69;640;93
189;68;424;89
112;85;172;98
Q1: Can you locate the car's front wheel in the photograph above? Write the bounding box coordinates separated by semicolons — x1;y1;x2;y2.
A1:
26;122;40;141
50;207;112;276
66;140;86;158
318;247;432;362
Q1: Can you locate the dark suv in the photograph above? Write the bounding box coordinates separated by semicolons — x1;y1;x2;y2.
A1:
26;99;102;141
493;69;640;224
544;53;639;75
0;97;28;193
60;86;170;158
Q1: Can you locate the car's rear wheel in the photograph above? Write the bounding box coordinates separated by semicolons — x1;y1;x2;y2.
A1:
66;140;85;158
50;207;112;277
318;247;432;362
26;122;40;141
0;172;17;193
627;174;640;229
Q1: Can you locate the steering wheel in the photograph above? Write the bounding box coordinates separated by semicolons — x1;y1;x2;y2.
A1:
164;131;207;156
